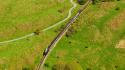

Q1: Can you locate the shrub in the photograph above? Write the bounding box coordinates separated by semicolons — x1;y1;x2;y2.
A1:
34;29;40;35
44;63;49;67
78;0;88;5
115;7;120;11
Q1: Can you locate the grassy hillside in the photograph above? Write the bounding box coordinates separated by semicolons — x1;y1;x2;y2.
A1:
0;0;72;41
0;0;125;70
0;0;74;70
44;0;125;70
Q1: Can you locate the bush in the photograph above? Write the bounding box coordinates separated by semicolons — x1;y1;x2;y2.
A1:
115;7;120;11
34;29;40;35
78;0;88;5
44;63;49;67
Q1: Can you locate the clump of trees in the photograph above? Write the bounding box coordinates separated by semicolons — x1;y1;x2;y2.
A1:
78;0;88;5
115;7;120;11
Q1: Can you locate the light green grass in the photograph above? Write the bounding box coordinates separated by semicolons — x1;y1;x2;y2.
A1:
0;0;72;41
0;0;76;70
44;1;125;70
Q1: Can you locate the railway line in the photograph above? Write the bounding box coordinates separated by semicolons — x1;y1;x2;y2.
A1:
36;0;92;70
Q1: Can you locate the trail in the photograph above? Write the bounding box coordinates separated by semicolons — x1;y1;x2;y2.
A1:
0;0;77;44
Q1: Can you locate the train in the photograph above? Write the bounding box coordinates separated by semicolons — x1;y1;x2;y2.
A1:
43;48;49;56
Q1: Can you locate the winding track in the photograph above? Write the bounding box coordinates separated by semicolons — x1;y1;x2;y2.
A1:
0;0;77;44
36;0;91;70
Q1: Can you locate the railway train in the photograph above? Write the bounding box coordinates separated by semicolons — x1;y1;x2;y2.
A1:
43;48;49;56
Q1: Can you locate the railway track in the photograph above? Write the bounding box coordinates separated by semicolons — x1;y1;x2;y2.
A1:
36;0;92;70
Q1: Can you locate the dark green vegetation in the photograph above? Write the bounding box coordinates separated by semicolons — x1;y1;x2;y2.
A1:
44;0;125;70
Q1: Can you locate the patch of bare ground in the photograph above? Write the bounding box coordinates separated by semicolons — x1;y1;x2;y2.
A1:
108;10;125;30
116;39;125;48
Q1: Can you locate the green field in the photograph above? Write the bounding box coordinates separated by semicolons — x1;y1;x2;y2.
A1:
0;0;74;70
0;0;73;41
0;0;125;70
44;0;125;70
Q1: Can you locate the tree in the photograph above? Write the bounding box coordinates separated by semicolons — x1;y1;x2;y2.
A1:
78;0;88;5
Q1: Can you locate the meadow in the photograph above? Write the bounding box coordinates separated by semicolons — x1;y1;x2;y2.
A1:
0;0;125;70
44;0;125;70
0;0;74;70
0;0;72;41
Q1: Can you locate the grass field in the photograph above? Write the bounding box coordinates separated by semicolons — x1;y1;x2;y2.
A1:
0;0;75;70
0;0;125;70
0;0;72;41
44;0;125;70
